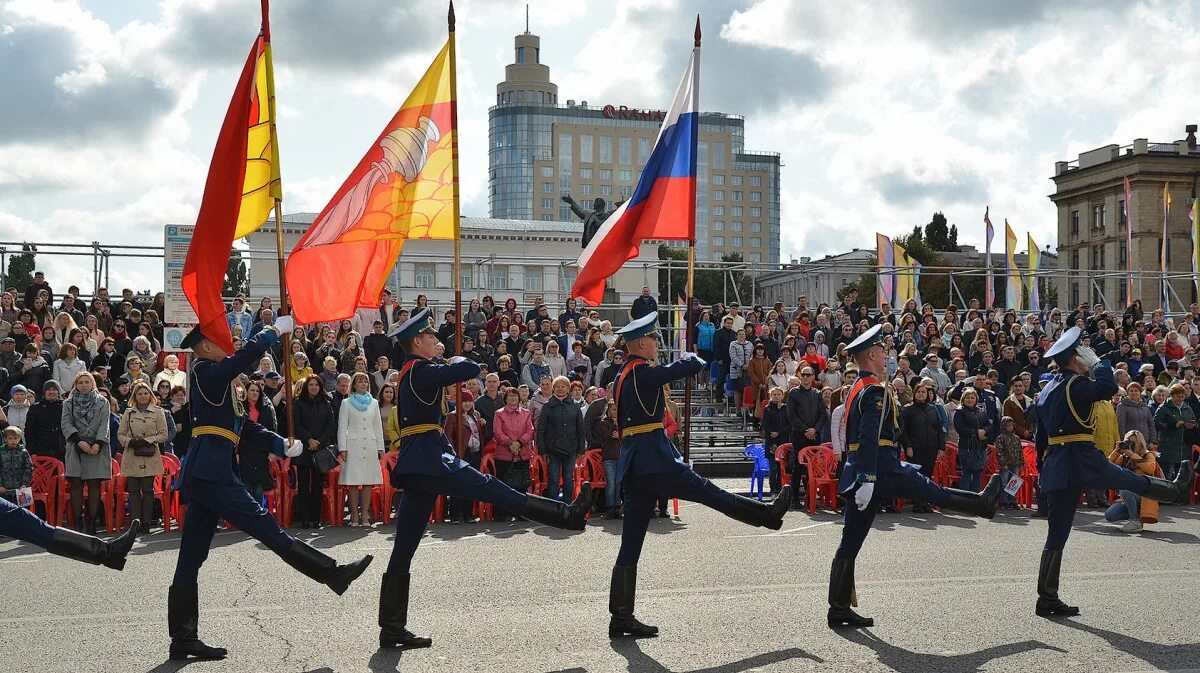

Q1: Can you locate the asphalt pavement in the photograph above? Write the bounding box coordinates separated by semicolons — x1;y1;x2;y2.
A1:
3;479;1199;673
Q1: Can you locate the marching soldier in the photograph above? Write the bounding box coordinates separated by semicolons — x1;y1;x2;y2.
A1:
828;324;1002;628
379;308;591;649
607;313;791;639
1034;326;1192;617
168;321;373;661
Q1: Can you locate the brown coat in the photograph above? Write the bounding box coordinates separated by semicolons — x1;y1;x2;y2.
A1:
747;356;773;418
1108;446;1161;524
118;405;168;478
1003;395;1034;441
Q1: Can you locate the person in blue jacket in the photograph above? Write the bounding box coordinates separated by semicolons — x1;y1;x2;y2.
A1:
1033;326;1192;618
167;321;373;661
828;324;1002;629
607;312;792;639
379;308;591;650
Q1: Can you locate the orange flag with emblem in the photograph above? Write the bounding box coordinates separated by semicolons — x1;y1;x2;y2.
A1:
286;39;457;324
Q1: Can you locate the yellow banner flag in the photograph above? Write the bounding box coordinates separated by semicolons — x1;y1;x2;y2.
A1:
233;32;282;239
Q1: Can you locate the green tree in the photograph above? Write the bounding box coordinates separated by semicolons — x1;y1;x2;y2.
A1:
924;212;959;252
4;243;36;291
657;246;752;306
223;248;249;297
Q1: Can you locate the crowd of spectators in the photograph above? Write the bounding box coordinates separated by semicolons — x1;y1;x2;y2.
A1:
5;269;1199;537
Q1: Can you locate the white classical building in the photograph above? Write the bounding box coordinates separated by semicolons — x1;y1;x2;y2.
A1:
244;213;659;315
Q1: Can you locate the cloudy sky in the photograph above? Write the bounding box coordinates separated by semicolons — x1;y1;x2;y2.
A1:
1;0;1196;292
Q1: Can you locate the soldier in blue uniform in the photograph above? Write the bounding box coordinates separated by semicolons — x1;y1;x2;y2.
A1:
168;322;373;661
0;496;138;569
828;324;1002;629
379;308;591;650
607;312;792;639
1033;326;1192;618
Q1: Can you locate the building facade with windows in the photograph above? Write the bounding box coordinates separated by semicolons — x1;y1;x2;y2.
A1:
245;214;658;316
488;25;782;265
1051;132;1200;311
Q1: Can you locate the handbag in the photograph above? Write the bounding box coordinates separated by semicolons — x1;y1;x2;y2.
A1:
313;446;340;474
128;438;157;457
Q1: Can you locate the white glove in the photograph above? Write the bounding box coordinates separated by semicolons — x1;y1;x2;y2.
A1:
449;355;468;365
680;351;707;367
1075;345;1100;372
284;439;303;458
854;482;875;511
273;315;294;334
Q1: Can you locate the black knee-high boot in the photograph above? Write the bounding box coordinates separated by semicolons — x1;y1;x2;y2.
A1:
168;584;228;660
726;484;792;530
521;482;592;530
1143;461;1194;504
378;572;433;649
280;540;373;595
43;519;140;570
827;558;874;628
942;474;1002;519
609;566;658;638
1035;549;1080;617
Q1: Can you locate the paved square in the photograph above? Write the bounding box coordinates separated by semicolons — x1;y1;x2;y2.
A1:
3;480;1198;673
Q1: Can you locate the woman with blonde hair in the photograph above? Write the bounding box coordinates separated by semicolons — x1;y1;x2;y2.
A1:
1104;430;1160;532
337;372;384;525
61;372;112;533
118;381;168;535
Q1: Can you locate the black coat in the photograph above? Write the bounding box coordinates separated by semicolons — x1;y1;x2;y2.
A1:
25;399;64;459
238;400;278;488
899;402;944;462
363;333;393;367
292;396;334;468
761;402;791;450
786;386;826;448
536;395;584;457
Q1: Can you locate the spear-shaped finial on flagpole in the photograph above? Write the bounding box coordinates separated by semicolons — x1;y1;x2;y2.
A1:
448;0;455;32
695;14;701;47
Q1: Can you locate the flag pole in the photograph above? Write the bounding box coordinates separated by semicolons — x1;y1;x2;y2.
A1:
682;16;700;466
449;1;465;456
261;0;294;442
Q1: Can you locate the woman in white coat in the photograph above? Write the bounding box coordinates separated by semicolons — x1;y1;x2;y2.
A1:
337;372;384;526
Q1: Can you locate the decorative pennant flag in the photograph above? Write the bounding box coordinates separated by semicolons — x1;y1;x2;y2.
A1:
573;38;698;305
984;207;994;308
1124;177;1133;306
1005;219;1022;310
1191;198;1200;298
286;39;457;323
1163;182;1171;309
911;257;923;307
876;233;894;307
674;294;687;357
181;7;275;355
892;240;911;304
1027;233;1040;312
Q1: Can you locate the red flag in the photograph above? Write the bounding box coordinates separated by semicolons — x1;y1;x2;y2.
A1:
180;35;261;355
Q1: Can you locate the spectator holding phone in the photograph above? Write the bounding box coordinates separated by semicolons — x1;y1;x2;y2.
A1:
1153;382;1196;484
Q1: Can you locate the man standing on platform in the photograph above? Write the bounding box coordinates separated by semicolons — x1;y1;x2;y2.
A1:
1032;326;1193;618
378;308;592;650
607;312;791;639
827;324;1002;629
167;321;374;661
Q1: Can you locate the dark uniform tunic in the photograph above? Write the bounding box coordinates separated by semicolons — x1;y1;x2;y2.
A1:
611;354;740;566
384;356;530;574
172;329;292;586
1035;364;1151;550
834;373;952;560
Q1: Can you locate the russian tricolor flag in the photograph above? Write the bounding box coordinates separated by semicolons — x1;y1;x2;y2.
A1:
572;38;699;306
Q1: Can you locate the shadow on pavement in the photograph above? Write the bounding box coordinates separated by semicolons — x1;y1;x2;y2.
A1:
834;628;1065;673
142;660;194;673
1058;619;1200;671
609;638;822;673
870;512;979;532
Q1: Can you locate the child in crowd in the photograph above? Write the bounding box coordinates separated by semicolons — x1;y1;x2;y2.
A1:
995;416;1023;510
0;426;34;506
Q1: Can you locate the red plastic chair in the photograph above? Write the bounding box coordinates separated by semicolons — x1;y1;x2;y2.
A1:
378;453;399;525
30;456;64;525
477;454;497;522
806;450;841;512
933;445;960;488
775;443;792;487
529;454;548;495
982;444;999;486
100;458;122;532
323;464;343;526
266;455;290;526
1018;441;1039;508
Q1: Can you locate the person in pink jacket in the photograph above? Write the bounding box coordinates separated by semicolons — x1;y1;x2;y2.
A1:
492;387;535;522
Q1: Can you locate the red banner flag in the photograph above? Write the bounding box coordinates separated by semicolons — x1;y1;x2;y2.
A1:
180;32;263;355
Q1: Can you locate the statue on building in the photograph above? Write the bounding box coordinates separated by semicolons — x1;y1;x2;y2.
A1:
562;195;626;248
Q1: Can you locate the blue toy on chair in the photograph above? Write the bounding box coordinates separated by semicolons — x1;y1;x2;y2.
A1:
744;443;771;501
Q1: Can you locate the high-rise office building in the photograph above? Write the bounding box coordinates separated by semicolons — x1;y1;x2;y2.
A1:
488;22;782;264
